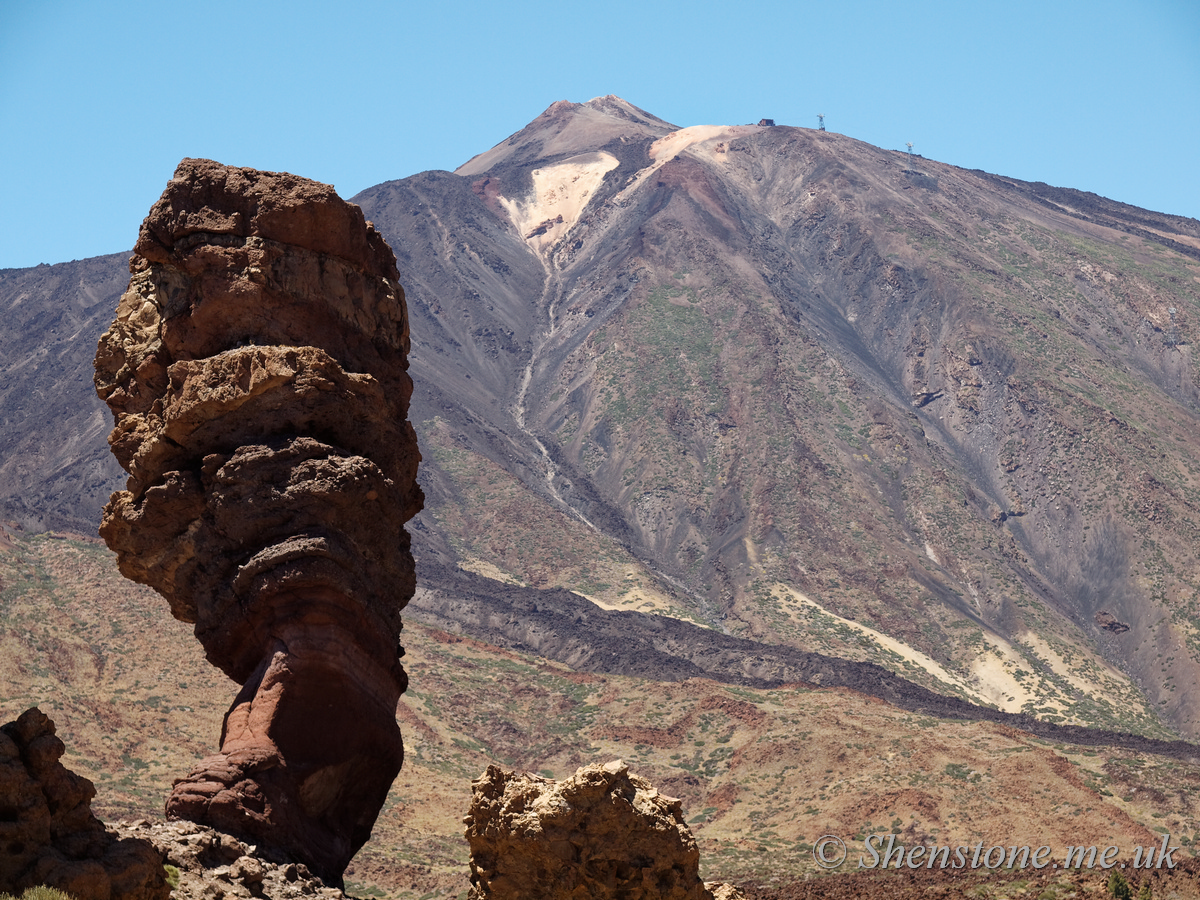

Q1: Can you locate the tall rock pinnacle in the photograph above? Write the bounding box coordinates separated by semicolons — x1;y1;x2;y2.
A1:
94;158;423;883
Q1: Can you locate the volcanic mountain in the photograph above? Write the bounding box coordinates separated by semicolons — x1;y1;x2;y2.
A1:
357;95;1200;739
4;95;1200;742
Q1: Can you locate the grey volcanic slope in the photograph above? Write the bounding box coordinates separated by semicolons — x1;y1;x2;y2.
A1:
0;253;128;532
353;98;1200;739
409;561;1200;764
5;96;1200;742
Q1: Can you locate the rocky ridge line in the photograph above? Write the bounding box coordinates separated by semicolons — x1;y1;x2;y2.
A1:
410;563;1200;763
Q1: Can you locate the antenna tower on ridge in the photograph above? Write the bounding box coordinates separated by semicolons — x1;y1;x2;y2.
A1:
817;114;826;132
906;142;915;157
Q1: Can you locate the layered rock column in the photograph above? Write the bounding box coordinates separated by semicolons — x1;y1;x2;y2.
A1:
94;159;422;883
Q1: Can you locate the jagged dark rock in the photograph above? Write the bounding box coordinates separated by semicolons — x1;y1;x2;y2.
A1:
408;563;1200;764
0;708;168;900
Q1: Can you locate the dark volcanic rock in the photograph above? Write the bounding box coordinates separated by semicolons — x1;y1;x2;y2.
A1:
0;708;168;900
409;563;1200;764
92;159;423;884
0;254;129;532
1095;611;1131;634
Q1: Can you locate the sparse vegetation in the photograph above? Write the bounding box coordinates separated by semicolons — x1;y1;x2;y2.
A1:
0;889;79;900
8;117;1200;900
1107;870;1132;900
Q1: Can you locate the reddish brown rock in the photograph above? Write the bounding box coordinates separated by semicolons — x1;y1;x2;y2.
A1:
0;708;168;900
93;159;423;884
463;760;741;900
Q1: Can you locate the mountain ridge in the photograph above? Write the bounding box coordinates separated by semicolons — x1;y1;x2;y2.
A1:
358;97;1200;737
4;97;1200;741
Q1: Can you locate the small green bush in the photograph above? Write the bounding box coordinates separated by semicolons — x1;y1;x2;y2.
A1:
0;888;79;900
163;865;180;890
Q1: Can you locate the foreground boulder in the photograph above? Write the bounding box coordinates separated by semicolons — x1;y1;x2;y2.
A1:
93;158;423;883
0;708;167;900
464;760;740;900
109;819;347;900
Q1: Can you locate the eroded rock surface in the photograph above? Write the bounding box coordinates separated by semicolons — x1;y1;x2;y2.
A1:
0;708;168;900
463;760;740;900
109;820;347;900
93;159;422;883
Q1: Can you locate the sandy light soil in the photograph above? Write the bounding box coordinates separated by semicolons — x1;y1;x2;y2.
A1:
772;584;985;701
614;124;761;204
500;151;619;254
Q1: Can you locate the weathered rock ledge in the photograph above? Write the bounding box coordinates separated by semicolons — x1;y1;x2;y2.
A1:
108;820;346;900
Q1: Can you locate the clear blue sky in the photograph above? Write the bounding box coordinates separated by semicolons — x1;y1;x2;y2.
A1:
2;0;1197;269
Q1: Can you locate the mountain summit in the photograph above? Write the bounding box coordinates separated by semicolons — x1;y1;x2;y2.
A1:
455;95;677;175
354;97;1200;739
4;98;1200;741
